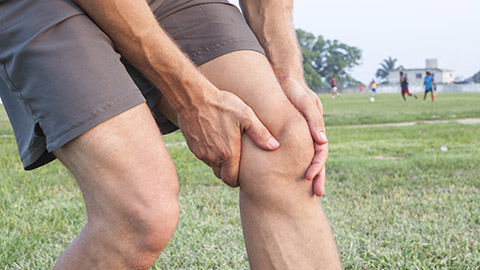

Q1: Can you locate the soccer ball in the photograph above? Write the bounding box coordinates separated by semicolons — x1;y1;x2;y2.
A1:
369;97;375;103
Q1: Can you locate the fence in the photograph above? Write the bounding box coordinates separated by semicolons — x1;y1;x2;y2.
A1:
325;83;480;94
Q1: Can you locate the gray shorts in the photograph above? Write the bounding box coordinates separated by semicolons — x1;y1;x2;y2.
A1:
0;0;265;170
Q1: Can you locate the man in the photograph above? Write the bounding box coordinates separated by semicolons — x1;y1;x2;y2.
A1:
0;0;341;269
329;76;339;99
424;71;435;102
400;71;417;102
369;79;377;96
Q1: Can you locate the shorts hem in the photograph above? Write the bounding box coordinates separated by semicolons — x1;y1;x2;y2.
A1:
45;91;145;153
22;146;53;171
20;90;145;170
189;39;266;66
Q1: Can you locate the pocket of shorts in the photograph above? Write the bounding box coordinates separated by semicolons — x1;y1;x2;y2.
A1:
0;61;18;91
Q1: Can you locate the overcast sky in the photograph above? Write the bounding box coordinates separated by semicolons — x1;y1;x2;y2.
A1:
231;0;480;84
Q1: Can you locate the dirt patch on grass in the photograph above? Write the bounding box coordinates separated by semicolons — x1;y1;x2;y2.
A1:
329;118;480;129
373;156;403;160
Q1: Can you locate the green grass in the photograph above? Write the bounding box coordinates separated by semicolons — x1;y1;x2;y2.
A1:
326;123;480;269
321;92;480;126
1;93;479;269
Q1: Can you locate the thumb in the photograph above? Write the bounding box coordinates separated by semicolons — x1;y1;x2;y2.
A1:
241;109;280;151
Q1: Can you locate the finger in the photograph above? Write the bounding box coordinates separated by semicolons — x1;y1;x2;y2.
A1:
305;142;328;180
312;98;328;145
220;157;240;188
302;98;327;145
313;166;326;197
305;162;322;181
241;109;280;151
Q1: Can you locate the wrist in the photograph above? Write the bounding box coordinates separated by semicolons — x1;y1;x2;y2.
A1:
174;83;219;116
278;76;308;92
153;64;219;115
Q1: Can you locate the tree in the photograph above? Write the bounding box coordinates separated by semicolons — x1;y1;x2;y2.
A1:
297;30;324;90
375;57;397;83
473;71;480;83
296;29;362;91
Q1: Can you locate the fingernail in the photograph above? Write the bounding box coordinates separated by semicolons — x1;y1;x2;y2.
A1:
268;137;280;148
319;132;328;142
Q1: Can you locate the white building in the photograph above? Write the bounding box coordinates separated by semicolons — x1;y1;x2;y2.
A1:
388;59;454;85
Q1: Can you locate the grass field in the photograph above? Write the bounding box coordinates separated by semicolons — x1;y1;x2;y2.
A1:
1;92;480;269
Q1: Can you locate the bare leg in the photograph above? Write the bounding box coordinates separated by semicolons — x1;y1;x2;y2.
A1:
198;51;341;269
53;104;179;269
408;89;418;99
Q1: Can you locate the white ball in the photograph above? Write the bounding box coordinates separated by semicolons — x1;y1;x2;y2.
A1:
369;97;375;103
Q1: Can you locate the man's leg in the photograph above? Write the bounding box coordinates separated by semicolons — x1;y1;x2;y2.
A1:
412;91;418;99
405;89;417;99
198;51;341;269
53;104;179;269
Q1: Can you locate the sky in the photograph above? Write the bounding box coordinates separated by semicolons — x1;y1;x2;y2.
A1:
231;0;480;84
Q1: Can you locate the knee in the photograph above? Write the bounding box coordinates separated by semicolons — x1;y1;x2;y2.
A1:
258;110;313;173
135;191;180;247
275;114;315;176
239;111;315;198
96;173;180;268
118;195;179;268
127;182;180;267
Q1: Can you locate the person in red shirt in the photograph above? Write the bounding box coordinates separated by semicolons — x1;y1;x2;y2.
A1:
400;72;417;102
330;76;339;99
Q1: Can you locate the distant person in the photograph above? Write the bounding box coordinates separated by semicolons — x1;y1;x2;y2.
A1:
330;76;339;99
359;84;364;93
369;79;377;96
424;71;435;102
400;72;417;102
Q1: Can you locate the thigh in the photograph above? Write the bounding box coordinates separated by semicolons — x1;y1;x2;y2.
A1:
53;103;178;220
199;51;298;133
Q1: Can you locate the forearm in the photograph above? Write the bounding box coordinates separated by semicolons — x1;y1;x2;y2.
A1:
72;0;217;113
240;0;304;86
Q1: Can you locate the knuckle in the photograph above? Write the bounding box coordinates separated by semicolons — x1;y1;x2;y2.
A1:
220;164;239;188
239;106;253;121
222;174;237;187
298;96;311;108
316;97;324;109
219;149;233;162
257;126;270;139
197;151;216;165
217;143;235;160
212;167;221;179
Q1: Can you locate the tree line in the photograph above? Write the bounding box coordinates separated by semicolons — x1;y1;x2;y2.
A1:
296;29;362;91
296;29;398;90
297;29;480;90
